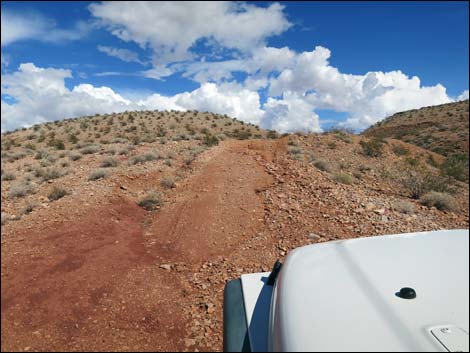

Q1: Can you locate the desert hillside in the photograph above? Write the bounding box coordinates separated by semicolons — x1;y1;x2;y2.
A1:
364;100;469;155
1;111;469;351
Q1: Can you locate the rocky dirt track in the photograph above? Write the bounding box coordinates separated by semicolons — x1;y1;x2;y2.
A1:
1;137;468;352
1;139;282;352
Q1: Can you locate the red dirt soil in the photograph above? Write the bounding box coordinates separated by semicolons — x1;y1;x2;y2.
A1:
1;139;284;352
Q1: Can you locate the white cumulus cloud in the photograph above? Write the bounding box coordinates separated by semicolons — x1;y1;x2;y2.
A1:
262;92;322;133
1;63;265;131
457;90;469;101
1;63;134;131
89;1;291;64
269;46;454;131
97;45;145;65
1;9;91;47
139;82;264;125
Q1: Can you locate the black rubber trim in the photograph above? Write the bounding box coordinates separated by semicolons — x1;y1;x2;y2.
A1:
223;279;251;352
267;260;282;286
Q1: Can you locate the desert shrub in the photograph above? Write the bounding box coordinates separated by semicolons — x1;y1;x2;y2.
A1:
48;186;67;201
202;134;219;147
130;135;141;145
190;146;207;157
1;171;16;181
420;192;457;211
9;181;36;198
287;145;303;160
35;167;66;181
441;154;468;182
59;160;70;168
392;144;410;156
111;137;128;144
333;173;353;185
129;155;145;165
24;143;37;150
23;173;35;182
117;146;133;155
236;130;252;140
80;145;100;155
6;151;27;162
137;191;163;211
101;157;119;168
392;200;415;214
328;142;337;149
288;147;303;155
144;152;160;161
183;155;195;166
313;160;332;172
164;159;172;166
39;159;52;167
404;157;420;167
402;172;454;199
287;139;297;147
68;134;79;144
47;139;65;150
88;168;108;181
266;130;278;139
360;138;385;157
160;176;176;189
334;131;353;143
69;152;82;161
46;154;59;163
129;152;159;165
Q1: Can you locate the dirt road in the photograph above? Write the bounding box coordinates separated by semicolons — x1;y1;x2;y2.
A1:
1;139;284;352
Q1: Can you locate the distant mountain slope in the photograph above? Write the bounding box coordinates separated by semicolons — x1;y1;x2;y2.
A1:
363;100;469;157
1;110;275;152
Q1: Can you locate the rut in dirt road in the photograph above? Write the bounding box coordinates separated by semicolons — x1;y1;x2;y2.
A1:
1;139;282;352
143;140;277;263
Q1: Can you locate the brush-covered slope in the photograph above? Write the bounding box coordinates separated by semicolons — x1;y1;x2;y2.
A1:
364;100;469;157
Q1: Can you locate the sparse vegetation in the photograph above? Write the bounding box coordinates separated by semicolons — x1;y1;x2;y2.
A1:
441;153;468;182
35;167;66;182
129;152;160;165
365;100;469;158
402;172;454;199
392;144;410;156
88;169;108;181
47;139;65;150
1;171;16;181
9;181;36;198
101;157;119;168
80;145;101;155
202;134;219;147
392;200;415;214
360;138;385;157
69;152;82;161
137;191;163;211
333;173;353;185
420;192;457;211
48;186;67;201
160;176;176;189
313;160;331;172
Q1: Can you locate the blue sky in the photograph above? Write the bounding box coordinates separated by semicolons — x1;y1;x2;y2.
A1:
1;1;468;132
